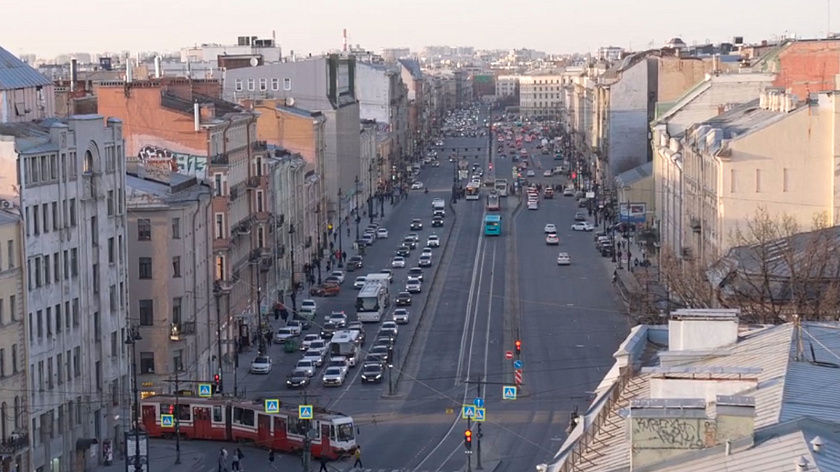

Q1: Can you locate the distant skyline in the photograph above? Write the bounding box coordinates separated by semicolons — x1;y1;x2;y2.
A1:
3;0;837;59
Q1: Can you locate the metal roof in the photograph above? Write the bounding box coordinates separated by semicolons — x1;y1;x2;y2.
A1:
0;45;52;90
614;162;652;188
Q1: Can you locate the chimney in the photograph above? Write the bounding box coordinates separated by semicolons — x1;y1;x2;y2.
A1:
797;456;810;472
343;28;348;52
70;58;78;92
665;309;739;353
811;436;824;454
193;102;200;132
126;59;134;83
154;56;162;79
199;103;216;121
715;395;755;442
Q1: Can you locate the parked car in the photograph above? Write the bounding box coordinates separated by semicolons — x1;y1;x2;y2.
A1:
249;356;272;374
309;282;340;297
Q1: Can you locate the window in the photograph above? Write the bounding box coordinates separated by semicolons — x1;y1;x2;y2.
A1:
215;255;226;280
118;235;124;263
73;347;80;377
137;219;151;240
259;78;267;91
173;350;184;372
72;298;79;327
213;174;223;197
46;307;51;336
172;297;182;325
110;332;117;358
70;248;78;277
42;203;48;232
783;168;790;192
140;352;155;374
53;252;59;282
55;304;61;333
171;218;181;239
215;214;225;239
235;79;243;91
138;257;152;279
0;298;4;325
172;256;181;278
139;299;154;326
91;216;98;246
283;77;291;90
83;150;93;174
107;191;114;215
257;226;265;248
69;198;76;226
47;357;53;389
43;255;50;285
247;78;255;91
62;250;68;280
93;312;100;341
7;240;13;269
51;202;58;230
92;263;99;293
271;78;280;91
34;257;41;287
755;169;761;193
108;237;115;264
0;349;5;377
32;206;40;234
256;190;264;212
109;285;117;312
9;296;14;323
37;310;42;338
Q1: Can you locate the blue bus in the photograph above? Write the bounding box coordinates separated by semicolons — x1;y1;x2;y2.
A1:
484;215;501;236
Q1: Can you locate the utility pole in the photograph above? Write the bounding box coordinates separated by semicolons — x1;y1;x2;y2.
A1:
466;416;473;472
173;369;181;464
289;223;298;314
476;377;484;470
354;175;361;242
337;189;344;268
301;390;312;472
214;288;224;393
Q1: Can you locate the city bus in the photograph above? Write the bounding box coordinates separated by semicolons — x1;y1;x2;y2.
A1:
356;274;390;322
465;183;481;200
484;215;501;236
494;179;509;197
486;192;500;211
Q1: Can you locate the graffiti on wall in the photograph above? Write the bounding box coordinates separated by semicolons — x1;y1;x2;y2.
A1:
137;145;207;180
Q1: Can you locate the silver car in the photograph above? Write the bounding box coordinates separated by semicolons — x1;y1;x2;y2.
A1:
322;367;347;387
393;309;410;324
295;359;316;377
302;349;325;367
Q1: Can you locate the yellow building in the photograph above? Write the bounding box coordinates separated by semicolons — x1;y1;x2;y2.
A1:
0;210;29;472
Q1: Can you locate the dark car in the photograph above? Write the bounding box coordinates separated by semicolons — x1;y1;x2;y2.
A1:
407;267;424;282
361;363;385;383
346;255;364;271
286;369;311;389
410;219;423;230
369;345;392;363
432;217;444;227
320;321;340;339
396;245;411;257
395;291;412;306
402;236;417;249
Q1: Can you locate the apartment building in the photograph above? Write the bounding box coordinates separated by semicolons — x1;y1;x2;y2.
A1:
267;151;307;300
0;211;29;472
125;171;213;396
96;78;271;395
0;115;129;472
495;76;519;98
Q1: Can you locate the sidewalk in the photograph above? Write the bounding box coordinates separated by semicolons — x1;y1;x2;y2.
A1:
89;439;209;472
610;234;668;321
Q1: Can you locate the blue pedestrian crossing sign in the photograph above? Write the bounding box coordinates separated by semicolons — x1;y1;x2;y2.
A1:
265;399;280;414
461;405;476;419
474;408;486;422
474;397;484;408
299;405;314;420
160;414;174;427
198;383;212;398
503;385;517;400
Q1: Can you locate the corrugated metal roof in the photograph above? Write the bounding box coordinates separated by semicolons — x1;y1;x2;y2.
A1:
614;162;652;188
0;45;52;90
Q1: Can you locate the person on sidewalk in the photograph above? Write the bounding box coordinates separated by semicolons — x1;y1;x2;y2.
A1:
268;450;276;469
231;448;243;471
353;446;363;468
218;449;229;472
318;453;330;472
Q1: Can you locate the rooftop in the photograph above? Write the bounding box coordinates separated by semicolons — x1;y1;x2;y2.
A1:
614;162;652;188
160;92;245;119
126;173;210;208
0;45;52;90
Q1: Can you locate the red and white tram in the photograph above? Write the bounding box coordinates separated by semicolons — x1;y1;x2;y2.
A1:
140;395;357;459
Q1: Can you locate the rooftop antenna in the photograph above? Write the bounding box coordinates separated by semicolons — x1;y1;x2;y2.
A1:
794;314;803;362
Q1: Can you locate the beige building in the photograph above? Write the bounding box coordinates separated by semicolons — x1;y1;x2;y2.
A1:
518;75;563;118
125;172;213;396
670;89;834;264
0;211;29;472
614;162;653;224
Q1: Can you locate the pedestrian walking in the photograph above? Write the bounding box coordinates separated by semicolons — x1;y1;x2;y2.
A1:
353;446;363;468
218;449;229;472
231;448;243;471
268;450;276;469
319;453;330;472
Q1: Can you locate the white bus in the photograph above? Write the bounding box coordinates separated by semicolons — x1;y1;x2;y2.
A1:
329;330;362;366
465;183;481;200
356;274;390;322
494;179;509;197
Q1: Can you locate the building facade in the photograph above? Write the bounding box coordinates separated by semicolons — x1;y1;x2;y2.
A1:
0;116;129;472
0;46;55;123
518;75;564;118
125;172;213;395
355;62;409;169
0;211;29;472
495;76;519;98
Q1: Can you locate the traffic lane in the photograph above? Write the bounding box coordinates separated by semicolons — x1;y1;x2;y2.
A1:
494;196;628;471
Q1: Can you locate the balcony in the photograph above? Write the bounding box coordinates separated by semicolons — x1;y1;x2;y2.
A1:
0;433;29;454
254;211;272;223
214;280;234;293
211;153;229;165
169;321;196;341
248;248;264;263
246;176;261;188
213;237;232;251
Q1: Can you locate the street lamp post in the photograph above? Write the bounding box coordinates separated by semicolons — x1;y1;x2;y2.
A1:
289;224;297;314
368;161;375;223
213;286;224;393
337;189;344;268
125;327;143;472
354;176;361;242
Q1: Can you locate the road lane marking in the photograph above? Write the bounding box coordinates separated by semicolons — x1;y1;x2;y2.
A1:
454;214;487;382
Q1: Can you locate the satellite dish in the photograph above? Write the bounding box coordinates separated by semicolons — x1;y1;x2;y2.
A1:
249;57;258;67
285;97;295;107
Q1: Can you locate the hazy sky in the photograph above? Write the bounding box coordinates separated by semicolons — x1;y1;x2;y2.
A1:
2;0;836;59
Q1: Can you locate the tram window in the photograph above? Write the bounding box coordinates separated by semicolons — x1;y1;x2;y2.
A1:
176;404;190;421
288;419;307;435
213;406;223;423
330;425;335;440
233;407;255;426
336;423;354;441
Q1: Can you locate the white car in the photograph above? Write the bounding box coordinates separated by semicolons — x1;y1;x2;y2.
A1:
327;357;350;375
329;270;345;284
328;312;348;327
563;188;575;197
427;235;440;247
249;356;272;374
308;340;329;357
543;170;552;177
419;255;432;267
546;233;560;245
406;278;422;293
295;359;316;377
301;333;322;351
302;349;325;367
411;181;424;190
381;321;399;337
300;299;317;317
432;198;445;208
354;276;367;289
322;366;347;387
544;224;557;234
528;201;539;210
557;252;571;266
393;308;410;324
377;228;389;239
274;328;296;343
421;247;433;257
571;222;594;232
391;256;406;268
285;321;303;336
526;170;535;177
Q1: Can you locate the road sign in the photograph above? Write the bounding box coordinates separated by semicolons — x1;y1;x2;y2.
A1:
461;405;476;419
265;399;280;414
513;360;523;369
198;383;212;398
299;405;313;420
505;351;513;359
503;386;517;400
514;370;523;384
586;191;595;199
474;397;484;408
474;408;486;422
160;414;174;428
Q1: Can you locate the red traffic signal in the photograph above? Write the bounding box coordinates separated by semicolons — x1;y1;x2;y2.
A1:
489;163;493;170
571;172;577;180
214;374;220;384
169;404;175;414
464;430;473;450
515;340;522;354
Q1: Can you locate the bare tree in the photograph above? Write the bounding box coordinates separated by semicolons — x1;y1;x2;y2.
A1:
658;246;717;310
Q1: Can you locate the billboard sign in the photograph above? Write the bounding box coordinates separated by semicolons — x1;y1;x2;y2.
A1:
619;203;646;224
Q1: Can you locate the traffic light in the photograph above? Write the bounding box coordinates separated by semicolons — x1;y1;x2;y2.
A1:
489;163;493;170
515;340;522;355
169;404;175;414
214;374;221;393
571;171;577;180
464;429;473;450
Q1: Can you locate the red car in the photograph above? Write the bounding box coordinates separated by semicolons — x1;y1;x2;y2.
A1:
310;283;340;297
